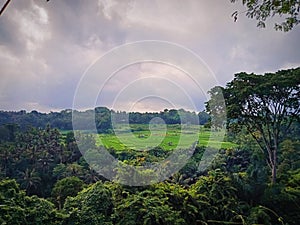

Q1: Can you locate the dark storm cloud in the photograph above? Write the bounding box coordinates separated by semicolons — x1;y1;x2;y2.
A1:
0;0;299;112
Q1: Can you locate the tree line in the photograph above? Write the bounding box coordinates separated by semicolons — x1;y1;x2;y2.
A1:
0;108;210;134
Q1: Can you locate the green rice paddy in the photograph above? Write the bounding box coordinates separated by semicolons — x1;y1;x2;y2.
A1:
95;124;237;151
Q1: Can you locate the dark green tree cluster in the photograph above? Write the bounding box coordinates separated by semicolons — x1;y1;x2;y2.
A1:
0;125;104;199
0;123;299;224
0;179;64;225
0;108;210;134
206;68;300;184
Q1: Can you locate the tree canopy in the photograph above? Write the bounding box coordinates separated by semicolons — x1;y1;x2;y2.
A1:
231;0;300;31
207;67;300;184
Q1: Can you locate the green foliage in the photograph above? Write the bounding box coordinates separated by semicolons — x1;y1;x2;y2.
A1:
63;181;113;225
231;0;300;31
113;188;186;225
13;125;65;196
246;206;273;225
261;183;299;225
150;182;199;224
114;162;159;186
0;108;210;133
210;68;300;184
278;139;300;180
191;169;244;223
205;86;227;129
0;179;27;225
24;195;65;225
0;124;18;143
51;176;84;209
0;179;63;225
18;168;41;195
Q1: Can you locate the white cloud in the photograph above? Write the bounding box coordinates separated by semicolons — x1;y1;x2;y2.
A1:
15;1;50;53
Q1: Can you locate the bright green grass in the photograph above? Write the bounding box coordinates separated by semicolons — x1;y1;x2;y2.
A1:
96;124;237;151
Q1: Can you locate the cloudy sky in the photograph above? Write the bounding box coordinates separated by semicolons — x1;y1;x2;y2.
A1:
1;0;299;113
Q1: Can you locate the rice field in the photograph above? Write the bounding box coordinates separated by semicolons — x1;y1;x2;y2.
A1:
95;124;237;151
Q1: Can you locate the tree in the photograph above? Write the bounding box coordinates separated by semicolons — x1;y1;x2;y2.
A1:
231;0;300;31
224;68;300;184
18;168;41;195
15;125;65;196
0;179;63;225
63;181;113;225
205;86;227;130
198;110;210;125
114;189;186;225
51;176;84;210
277;139;300;180
0;179;27;225
191;169;244;223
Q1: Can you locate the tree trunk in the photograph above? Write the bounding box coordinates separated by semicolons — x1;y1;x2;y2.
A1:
271;148;277;184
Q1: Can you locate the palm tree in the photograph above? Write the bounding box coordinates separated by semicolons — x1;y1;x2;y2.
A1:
18;168;41;195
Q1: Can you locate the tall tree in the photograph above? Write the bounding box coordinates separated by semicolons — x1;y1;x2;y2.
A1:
205;86;227;129
223;68;300;184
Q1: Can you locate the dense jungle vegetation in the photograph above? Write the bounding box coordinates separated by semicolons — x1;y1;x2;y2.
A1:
0;68;299;225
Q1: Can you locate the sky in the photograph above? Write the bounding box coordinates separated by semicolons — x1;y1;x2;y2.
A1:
0;0;300;113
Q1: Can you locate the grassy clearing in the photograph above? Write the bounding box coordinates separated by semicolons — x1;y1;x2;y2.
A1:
96;124;237;151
